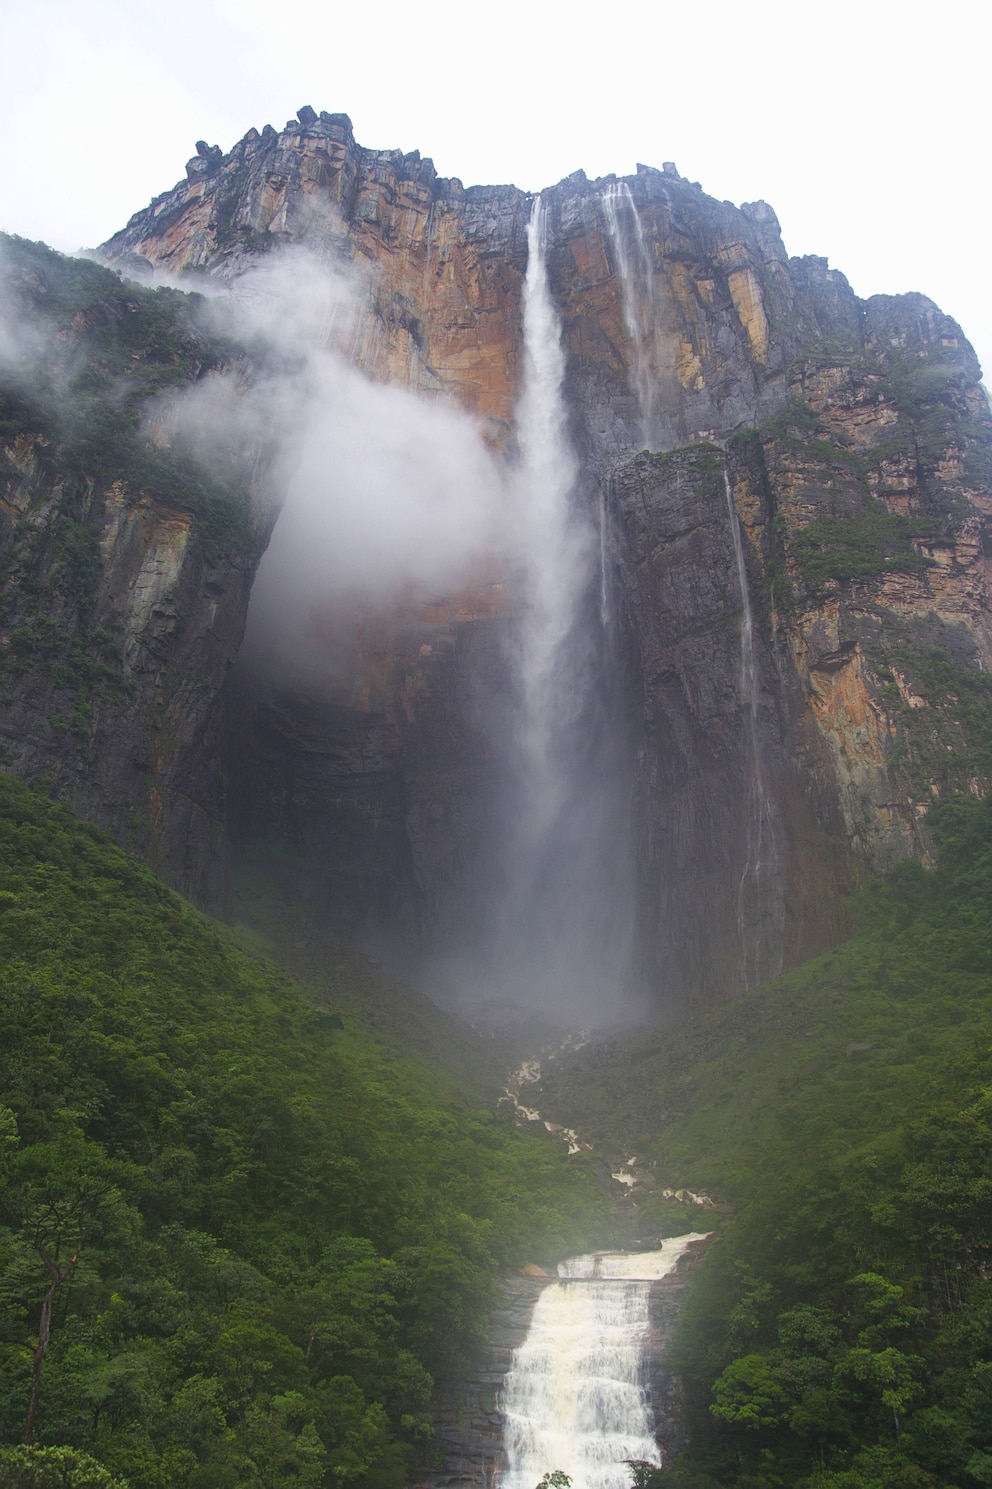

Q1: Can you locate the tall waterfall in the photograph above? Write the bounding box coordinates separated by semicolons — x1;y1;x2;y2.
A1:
513;197;590;832
601;184;660;450
465;195;636;1022
499;1240;708;1489
724;472;777;989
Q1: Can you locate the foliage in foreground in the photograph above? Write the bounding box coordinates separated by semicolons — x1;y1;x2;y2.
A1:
543;796;992;1487
0;773;609;1487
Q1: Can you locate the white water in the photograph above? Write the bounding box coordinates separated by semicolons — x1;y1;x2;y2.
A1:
598;486;611;628
457;193;637;1021
482;195;619;1011
724;472;776;988
513;196;592;834
499;1239;709;1489
601;184;661;450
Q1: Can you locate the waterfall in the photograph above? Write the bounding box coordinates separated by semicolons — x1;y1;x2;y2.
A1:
724;472;777;988
482;197;628;1015
513;195;590;829
438;192;637;1024
499;1239;708;1489
601;184;660;450
597;486;610;629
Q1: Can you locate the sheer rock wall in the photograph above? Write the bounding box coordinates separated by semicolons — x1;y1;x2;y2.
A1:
92;111;992;1002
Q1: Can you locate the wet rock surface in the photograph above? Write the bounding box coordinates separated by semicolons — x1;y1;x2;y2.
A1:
413;1274;549;1489
41;115;992;995
226;605;516;955
0;468;260;905
645;1241;711;1464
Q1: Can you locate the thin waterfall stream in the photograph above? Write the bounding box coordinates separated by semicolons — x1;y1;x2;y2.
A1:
498;1240;709;1489
723;472;777;988
601;183;661;450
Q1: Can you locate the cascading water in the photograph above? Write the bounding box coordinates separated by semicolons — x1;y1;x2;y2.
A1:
724;472;778;988
512;196;590;832
468;195;637;1021
597;485;611;630
499;1240;708;1489
601;183;661;450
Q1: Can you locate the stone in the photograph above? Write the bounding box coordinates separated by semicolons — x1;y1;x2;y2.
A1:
24;111;991;1002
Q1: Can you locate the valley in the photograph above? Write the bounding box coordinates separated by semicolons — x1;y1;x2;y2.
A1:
0;106;991;1489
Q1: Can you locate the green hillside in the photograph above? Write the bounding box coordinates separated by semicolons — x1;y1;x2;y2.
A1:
540;797;992;1487
0;774;611;1489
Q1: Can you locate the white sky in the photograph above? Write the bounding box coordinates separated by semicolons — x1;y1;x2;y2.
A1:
2;0;989;379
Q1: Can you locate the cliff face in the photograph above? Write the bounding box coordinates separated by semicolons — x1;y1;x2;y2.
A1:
103;112;530;432
102;116;808;450
225;592;515;956
738;293;992;859
0;238;269;902
84;113;992;1001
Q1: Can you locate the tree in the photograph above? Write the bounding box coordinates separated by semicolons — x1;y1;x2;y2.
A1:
0;1444;128;1487
833;1347;924;1436
624;1461;665;1489
710;1354;790;1430
0;1118;138;1443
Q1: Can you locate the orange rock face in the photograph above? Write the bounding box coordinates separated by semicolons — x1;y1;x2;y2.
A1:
97;111;992;1003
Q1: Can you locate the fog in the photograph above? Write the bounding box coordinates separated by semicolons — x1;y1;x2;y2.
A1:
0;232;641;1028
145;248;514;680
183;239;642;1027
247;357;514;664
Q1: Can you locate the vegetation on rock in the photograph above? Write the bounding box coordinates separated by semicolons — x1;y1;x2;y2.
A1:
0;235;267;770
788;500;929;587
0;234;263;559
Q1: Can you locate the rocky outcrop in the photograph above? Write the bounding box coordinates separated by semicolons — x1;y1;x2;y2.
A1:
101;115;816;452
87;115;992;998
0;237;269;902
102;111;531;435
413;1272;549;1489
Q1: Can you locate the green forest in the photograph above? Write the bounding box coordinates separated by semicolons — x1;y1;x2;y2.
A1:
0;774;612;1488
540;796;992;1488
3;780;992;1488
1;230;991;1489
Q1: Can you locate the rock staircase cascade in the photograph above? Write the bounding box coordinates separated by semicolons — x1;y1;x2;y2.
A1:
412;1241;712;1489
499;1243;712;1489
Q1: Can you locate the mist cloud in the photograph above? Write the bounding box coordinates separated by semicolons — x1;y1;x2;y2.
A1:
1;232;516;689
157;246;515;678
